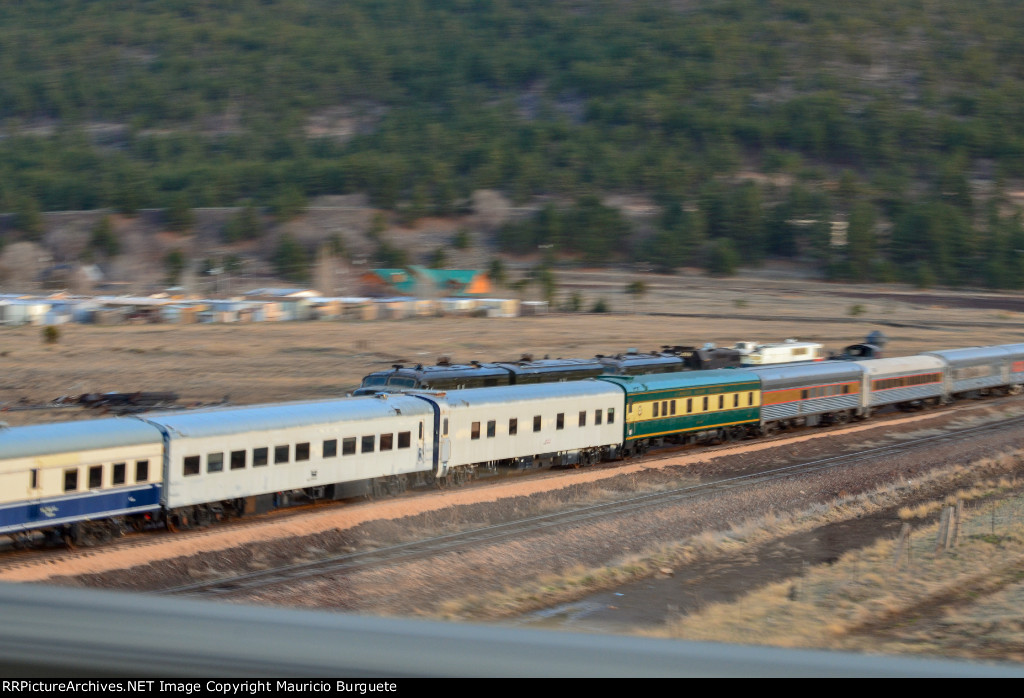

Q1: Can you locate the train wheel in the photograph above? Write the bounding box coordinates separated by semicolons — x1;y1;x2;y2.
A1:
832;411;851;426
760;422;778;437
1010;384;1023;396
193;507;213;528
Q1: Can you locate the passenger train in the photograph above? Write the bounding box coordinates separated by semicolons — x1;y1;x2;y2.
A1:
1;343;1022;547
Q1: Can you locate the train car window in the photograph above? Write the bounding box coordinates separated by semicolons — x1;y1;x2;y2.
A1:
89;465;102;489
112;463;126;485
534;415;542;432
323;439;338;458
487;421;496;438
443;418;449;436
579;411;586;427
64;468;78;492
509;418;518;435
662;401;668;416
136;460;149;481
253;448;269;467
733;394;739;407
687;398;693;413
231;450;247;470
471;422;481;440
184;456;200;477
653;402;659;418
380;434;394;451
398;432;411;448
207;452;224;473
608;408;615;424
274;445;290;464
296;442;311;461
595;409;602;425
703;396;708;411
342;438;356;456
30;468;39;489
718;395;724;410
361;435;375;453
556;413;564;430
419;422;423;439
671;401;676;415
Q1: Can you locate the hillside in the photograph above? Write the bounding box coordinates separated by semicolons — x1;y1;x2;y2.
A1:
2;1;1024;288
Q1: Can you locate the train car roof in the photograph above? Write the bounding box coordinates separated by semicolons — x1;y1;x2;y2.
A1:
0;418;162;460
140;395;433;439
747;361;863;381
498;357;605;376
855;355;946;376
596;369;760;394
413;380;622;407
598;353;684;368
922;346;1014;363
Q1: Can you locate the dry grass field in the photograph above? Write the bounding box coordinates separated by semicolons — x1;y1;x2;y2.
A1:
3;269;1024;425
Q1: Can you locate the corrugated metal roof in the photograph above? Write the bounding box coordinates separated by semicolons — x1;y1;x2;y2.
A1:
0;418;163;460
141;395;433;439
923;346;1011;363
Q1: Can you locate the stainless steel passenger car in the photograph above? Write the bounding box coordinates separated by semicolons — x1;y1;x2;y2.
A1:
857;355;946;412
1000;344;1024;389
142;395;436;519
749;361;864;430
923;346;1016;398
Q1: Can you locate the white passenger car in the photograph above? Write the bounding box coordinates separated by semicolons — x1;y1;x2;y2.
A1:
421;381;625;474
143;395;435;515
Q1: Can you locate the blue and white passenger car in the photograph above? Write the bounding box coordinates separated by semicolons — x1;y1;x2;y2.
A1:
0;418;163;544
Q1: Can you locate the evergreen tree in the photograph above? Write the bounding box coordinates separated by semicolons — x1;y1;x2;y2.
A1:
273;234;310;282
89;215;119;258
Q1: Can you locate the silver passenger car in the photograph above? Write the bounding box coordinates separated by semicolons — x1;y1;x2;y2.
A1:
749;361;864;427
858;355;946;411
923;345;1015;398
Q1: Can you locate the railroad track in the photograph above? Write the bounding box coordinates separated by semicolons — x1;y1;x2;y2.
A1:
158;410;1024;599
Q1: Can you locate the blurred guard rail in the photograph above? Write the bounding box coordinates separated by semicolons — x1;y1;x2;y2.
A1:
0;582;1021;677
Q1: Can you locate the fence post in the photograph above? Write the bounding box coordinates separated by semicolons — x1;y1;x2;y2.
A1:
935;507;951;552
893;523;912;567
949;500;963;549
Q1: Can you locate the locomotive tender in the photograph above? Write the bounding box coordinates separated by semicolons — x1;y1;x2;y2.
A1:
2;343;1024;547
